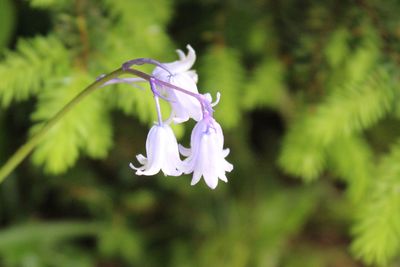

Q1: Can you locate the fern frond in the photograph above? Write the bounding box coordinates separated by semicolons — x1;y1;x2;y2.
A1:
94;0;181;121
0;35;70;107
324;25;380;98
324;28;350;68
102;0;172;25
98;0;173;81
29;0;68;8
351;142;400;266
342;28;380;86
200;46;245;129
278;120;327;181
310;68;394;145
0;0;15;52
279;68;394;180
100;28;172;73
327;135;373;202
30;73;113;174
111;83;158;123
242;57;286;110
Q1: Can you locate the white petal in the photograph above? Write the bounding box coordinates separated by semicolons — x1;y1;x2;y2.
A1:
161;125;183;176
224;161;234;172
191;170;202;186
203;137;220;189
179;144;191;157
136;126;165;175
129;162;142;171
176;49;185;60
222;148;230;158
168;73;202;122
185;70;198;83
136;154;147;164
211;92;221;107
204;174;218;189
203;92;220;107
173;44;196;73
219;173;228;183
157;45;196;74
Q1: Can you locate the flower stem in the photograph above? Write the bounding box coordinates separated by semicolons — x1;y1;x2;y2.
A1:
149;78;163;125
0;68;126;184
125;68;208;116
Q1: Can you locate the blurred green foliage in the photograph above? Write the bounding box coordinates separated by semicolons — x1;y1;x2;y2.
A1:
0;0;15;53
2;0;400;266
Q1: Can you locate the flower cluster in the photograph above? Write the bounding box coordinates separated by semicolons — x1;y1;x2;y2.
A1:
115;45;232;189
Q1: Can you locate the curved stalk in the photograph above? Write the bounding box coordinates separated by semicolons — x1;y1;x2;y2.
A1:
0;66;211;184
0;68;126;183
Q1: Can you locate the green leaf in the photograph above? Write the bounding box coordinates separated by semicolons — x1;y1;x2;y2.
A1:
31;73;113;174
0;221;100;267
98;220;142;263
324;25;380;96
343;28;380;86
327;135;373;202
351;142;400;266
99;0;173;70
310;68;394;145
279;68;394;181
98;0;174;120
102;0;172;25
242;57;286;110
29;0;69;8
278;120;327;181
0;35;70;107
324;28;350;68
0;0;15;53
200;46;245;129
0;221;101;251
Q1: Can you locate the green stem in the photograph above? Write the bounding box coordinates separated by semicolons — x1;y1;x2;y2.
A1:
0;68;126;183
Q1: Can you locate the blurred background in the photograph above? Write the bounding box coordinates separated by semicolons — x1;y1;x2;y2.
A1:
1;0;400;266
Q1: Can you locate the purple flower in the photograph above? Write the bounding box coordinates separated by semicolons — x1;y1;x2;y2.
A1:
152;45;202;123
179;117;233;189
130;123;182;176
109;45;233;189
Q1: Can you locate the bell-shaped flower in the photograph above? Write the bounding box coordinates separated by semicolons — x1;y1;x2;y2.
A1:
152;45;202;123
179;117;233;189
130;123;182;176
152;45;198;83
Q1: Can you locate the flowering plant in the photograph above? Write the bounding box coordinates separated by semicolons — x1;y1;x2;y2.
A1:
109;46;233;189
0;45;233;190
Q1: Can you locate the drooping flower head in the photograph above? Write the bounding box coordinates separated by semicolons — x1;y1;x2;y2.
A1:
105;45;233;189
179;114;233;189
152;45;202;123
130;123;182;176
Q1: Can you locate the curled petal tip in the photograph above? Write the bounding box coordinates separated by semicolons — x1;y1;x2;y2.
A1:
129;162;139;170
176;49;185;59
212;92;221;107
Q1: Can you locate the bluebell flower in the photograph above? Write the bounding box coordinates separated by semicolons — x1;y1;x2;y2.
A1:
179;117;233;189
108;45;233;189
152;45;202;123
130;123;182;176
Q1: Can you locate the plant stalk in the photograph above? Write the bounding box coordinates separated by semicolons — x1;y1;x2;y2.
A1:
0;68;126;183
